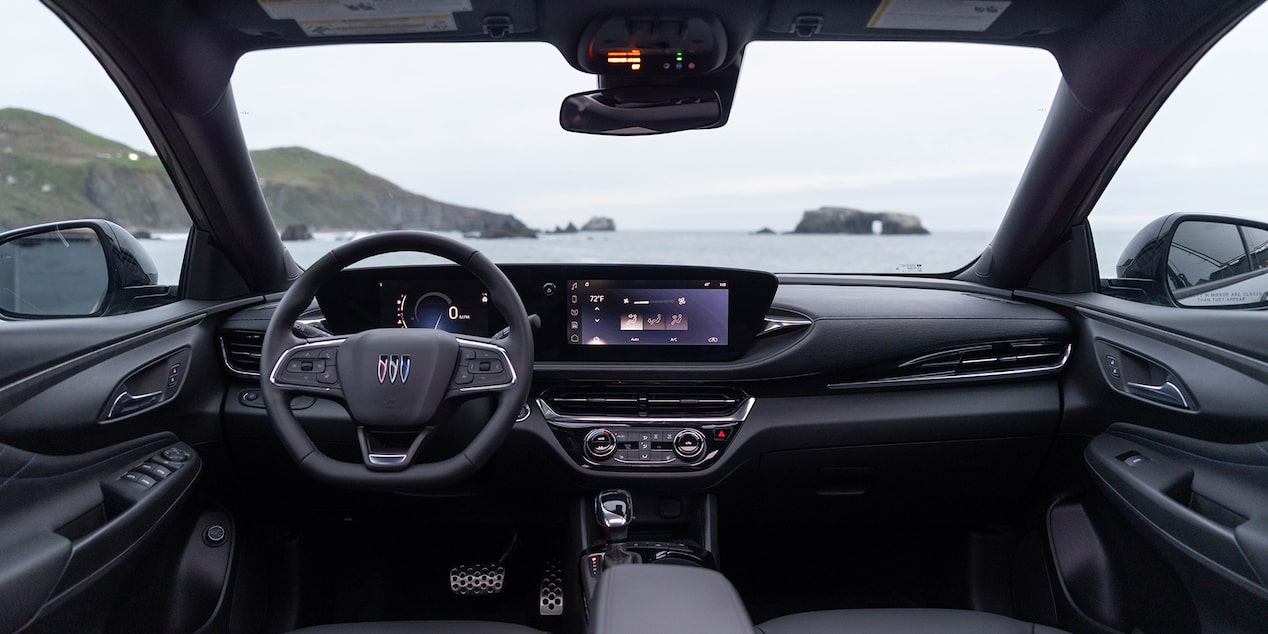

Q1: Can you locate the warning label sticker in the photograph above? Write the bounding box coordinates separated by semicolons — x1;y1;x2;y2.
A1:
299;15;457;36
868;0;1011;32
258;0;472;35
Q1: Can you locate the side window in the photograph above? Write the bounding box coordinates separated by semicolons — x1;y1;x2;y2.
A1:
0;1;189;316
1089;2;1268;308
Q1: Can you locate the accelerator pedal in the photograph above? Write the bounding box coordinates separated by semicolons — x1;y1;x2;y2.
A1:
539;560;564;616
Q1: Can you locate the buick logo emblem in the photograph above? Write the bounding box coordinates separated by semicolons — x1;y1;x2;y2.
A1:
378;354;410;384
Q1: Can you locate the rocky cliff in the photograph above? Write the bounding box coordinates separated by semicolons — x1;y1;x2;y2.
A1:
792;206;929;235
0;108;535;237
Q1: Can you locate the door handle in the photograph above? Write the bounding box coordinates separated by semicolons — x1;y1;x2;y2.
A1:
1126;380;1189;409
107;389;163;418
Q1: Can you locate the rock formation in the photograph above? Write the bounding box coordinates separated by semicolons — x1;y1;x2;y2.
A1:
792;207;929;235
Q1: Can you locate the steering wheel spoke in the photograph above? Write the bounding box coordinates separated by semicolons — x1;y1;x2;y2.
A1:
358;427;432;472
269;337;346;399
448;338;518;396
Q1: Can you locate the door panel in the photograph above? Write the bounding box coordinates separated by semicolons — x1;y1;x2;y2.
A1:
0;434;201;632
1035;291;1268;632
0;297;259;631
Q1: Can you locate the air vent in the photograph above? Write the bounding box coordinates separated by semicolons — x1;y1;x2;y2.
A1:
898;339;1071;377
829;339;1071;390
540;386;749;420
220;331;264;377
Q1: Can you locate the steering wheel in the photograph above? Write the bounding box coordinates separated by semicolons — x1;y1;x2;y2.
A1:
259;231;533;489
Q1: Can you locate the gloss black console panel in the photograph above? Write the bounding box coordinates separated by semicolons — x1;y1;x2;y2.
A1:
316;264;778;362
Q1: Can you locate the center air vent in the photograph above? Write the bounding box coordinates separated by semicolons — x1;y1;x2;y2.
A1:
220;331;264;377
540;386;749;419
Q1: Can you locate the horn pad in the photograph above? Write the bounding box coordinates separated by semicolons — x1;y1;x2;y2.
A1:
340;329;460;428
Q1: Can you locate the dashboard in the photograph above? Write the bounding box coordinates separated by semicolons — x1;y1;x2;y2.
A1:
317;264;779;363
221;263;1072;478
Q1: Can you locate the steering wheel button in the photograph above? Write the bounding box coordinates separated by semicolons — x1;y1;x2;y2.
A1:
455;371;474;385
318;348;337;362
287;373;318;386
460;348;476;361
317;369;339;384
475;349;499;360
472;373;500;385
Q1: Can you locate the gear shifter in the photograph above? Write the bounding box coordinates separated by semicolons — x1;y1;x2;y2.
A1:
596;489;637;567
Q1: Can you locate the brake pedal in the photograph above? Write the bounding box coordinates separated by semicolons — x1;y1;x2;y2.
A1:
450;563;506;596
539;560;564;616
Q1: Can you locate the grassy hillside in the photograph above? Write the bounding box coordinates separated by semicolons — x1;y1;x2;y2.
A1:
0;108;533;236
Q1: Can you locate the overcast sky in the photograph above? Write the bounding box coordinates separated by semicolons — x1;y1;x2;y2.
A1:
3;0;1267;233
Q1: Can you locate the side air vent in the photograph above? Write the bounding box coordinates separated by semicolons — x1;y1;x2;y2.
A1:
220;331;264;377
829;339;1071;390
539;386;750;421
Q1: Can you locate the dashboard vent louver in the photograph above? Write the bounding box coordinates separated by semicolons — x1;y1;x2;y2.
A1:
542;386;748;419
828;339;1071;391
220;331;264;377
894;339;1070;380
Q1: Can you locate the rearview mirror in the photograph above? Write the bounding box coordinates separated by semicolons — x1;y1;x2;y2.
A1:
1115;214;1268;308
560;87;721;136
0;220;160;318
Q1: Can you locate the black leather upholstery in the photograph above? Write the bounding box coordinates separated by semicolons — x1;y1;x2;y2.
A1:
588;564;754;634
288;621;545;633
757;608;1070;634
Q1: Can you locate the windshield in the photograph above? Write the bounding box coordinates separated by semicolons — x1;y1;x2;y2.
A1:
229;41;1059;273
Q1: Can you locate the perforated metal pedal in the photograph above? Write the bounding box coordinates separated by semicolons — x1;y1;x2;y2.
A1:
450;563;505;596
539;561;563;616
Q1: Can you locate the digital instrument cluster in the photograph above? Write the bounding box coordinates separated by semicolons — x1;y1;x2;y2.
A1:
379;280;489;337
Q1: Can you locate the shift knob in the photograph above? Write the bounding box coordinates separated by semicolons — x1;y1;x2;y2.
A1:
596;489;633;542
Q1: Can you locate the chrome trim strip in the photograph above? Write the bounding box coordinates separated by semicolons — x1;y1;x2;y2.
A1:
219;336;262;379
828;344;1072;391
367;453;409;465
454;338;518;393
268;338;347;393
758;315;813;337
537;396;755;429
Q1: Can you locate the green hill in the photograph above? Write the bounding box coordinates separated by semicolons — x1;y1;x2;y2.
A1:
0;108;533;237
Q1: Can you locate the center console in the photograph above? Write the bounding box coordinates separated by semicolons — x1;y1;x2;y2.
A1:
574;489;749;633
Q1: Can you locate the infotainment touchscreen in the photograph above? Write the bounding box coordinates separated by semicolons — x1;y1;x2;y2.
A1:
566;280;728;346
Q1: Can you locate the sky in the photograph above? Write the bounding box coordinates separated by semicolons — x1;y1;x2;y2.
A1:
3;0;1267;234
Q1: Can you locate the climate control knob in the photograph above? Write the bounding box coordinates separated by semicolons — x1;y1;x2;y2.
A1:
672;429;706;460
584;428;617;460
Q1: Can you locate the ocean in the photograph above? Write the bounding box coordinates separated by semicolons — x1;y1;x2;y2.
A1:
138;230;1138;287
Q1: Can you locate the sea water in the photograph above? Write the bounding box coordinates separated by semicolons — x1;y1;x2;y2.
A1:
138;230;1138;287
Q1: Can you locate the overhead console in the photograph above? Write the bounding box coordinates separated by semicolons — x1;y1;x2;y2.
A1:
316;264;778;363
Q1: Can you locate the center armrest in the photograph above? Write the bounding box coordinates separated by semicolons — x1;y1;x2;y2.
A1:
587;564;754;634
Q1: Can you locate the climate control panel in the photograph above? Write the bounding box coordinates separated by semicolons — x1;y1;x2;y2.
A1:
536;387;751;471
581;427;713;466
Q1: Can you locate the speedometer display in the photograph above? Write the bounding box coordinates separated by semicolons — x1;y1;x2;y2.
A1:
380;281;490;336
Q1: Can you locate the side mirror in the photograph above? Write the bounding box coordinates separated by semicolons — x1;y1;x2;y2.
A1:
560;86;721;136
1115;213;1268;308
0;219;160;318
